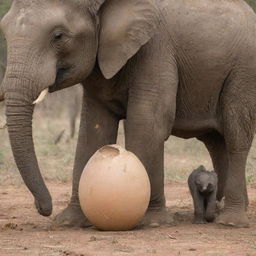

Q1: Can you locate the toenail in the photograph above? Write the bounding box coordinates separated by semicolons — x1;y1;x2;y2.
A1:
149;223;160;228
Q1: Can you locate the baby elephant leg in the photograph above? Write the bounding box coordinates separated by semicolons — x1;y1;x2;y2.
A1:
192;190;206;224
205;192;217;222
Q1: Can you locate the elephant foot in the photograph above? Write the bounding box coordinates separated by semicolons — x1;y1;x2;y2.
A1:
53;204;91;228
140;208;174;228
205;215;215;223
193;217;207;224
216;209;249;228
205;211;216;223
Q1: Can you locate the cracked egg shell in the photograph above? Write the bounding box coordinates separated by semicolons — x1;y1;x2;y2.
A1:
78;144;150;231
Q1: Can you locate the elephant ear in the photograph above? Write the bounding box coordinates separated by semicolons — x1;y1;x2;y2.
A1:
88;0;106;14
98;0;164;79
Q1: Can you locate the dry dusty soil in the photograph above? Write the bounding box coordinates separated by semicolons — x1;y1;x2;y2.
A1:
0;182;256;256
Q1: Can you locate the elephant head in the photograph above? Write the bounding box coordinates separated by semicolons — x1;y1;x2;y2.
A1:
0;0;164;216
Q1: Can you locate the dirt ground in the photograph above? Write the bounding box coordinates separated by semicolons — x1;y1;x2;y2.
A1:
0;182;256;256
0;111;256;256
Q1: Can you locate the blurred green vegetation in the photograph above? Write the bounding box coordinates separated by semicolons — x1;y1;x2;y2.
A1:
0;0;12;18
246;0;256;11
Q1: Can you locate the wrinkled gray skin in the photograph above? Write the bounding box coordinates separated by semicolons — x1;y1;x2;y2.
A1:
0;0;256;228
188;166;218;224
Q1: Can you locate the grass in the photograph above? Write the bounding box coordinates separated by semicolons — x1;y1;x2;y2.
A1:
0;0;12;18
246;0;256;11
0;102;255;188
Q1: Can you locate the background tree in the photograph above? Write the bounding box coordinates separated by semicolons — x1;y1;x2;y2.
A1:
0;0;12;80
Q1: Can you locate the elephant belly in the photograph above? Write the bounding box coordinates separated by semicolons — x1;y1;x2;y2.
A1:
171;117;221;139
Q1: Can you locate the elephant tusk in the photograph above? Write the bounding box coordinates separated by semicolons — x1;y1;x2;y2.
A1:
0;122;7;129
33;88;49;105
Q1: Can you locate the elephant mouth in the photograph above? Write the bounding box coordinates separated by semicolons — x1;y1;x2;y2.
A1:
25;63;75;104
49;64;73;92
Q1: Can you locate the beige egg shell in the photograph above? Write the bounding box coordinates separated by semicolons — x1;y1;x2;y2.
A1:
78;144;151;231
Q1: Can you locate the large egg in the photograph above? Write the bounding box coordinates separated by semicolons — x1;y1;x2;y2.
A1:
78;144;150;231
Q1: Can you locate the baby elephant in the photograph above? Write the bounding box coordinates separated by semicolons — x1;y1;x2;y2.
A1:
188;166;218;224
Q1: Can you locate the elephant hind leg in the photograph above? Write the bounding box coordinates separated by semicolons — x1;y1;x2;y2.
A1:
197;132;228;202
216;78;255;227
216;151;250;228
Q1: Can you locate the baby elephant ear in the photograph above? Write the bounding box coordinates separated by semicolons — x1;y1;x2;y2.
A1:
98;0;165;79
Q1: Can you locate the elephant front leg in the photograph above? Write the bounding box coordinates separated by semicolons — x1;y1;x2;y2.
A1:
125;82;178;227
191;190;206;224
54;93;119;227
124;58;178;227
125;119;174;227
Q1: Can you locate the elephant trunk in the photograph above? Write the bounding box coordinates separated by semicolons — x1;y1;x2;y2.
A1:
4;75;52;216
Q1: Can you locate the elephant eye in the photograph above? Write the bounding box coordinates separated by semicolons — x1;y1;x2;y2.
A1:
51;30;70;51
54;32;63;41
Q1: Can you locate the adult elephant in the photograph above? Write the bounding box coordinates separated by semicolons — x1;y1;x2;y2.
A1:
0;0;255;228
